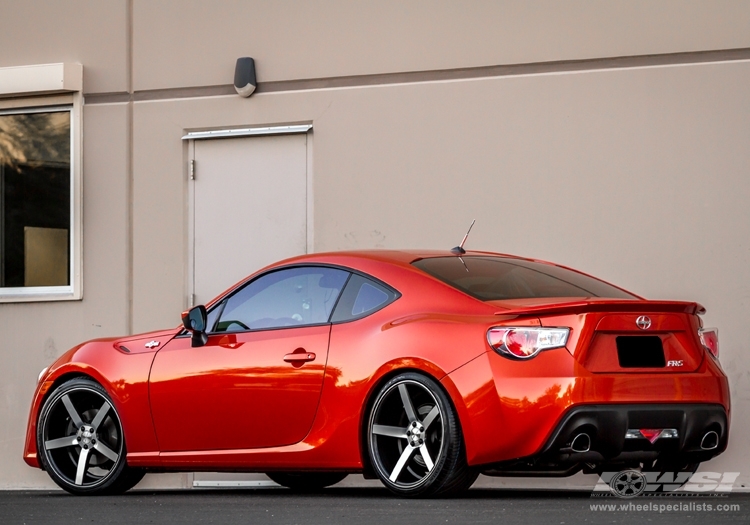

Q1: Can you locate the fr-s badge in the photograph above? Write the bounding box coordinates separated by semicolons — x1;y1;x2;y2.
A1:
667;360;683;367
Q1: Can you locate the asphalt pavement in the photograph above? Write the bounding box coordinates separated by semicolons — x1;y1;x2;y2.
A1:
1;486;748;525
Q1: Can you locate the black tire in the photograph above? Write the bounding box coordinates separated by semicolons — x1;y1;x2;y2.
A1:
366;372;474;497
36;377;144;495
266;472;348;490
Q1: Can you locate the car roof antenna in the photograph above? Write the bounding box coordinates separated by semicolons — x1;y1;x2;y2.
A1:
451;219;475;255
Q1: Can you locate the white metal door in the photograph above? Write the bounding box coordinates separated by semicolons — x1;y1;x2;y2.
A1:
190;134;308;305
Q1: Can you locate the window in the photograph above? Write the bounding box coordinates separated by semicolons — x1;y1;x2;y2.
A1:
330;273;399;323
0;101;81;301
352;282;389;315
412;256;637;301
213;266;349;332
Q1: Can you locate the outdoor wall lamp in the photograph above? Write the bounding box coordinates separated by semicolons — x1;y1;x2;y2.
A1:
234;57;257;97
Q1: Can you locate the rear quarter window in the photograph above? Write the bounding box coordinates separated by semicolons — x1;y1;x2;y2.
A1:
331;274;399;322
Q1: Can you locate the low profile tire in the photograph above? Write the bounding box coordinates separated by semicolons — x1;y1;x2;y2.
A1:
266;472;348;490
367;372;475;497
37;378;144;495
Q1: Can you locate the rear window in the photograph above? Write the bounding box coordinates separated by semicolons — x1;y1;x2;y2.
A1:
412;256;637;301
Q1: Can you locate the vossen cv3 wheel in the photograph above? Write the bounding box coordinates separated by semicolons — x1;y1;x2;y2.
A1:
367;372;477;497
37;378;144;495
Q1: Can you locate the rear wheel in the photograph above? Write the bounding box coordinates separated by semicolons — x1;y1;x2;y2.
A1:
367;372;476;497
266;472;348;490
37;378;144;495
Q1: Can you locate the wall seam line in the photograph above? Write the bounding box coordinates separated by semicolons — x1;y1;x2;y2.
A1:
83;47;750;105
126;0;134;335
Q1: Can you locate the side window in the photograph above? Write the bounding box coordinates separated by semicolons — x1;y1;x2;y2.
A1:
205;300;225;333
214;266;349;332
331;274;398;323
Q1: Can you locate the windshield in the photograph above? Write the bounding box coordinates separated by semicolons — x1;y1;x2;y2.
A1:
412;256;637;301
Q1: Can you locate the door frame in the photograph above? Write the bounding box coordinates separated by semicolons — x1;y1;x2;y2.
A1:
183;125;314;308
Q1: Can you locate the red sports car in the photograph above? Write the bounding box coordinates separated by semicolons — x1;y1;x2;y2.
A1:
24;250;729;497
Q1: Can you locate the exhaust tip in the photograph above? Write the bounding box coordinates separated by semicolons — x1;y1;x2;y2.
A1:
700;430;719;450
570;433;591;453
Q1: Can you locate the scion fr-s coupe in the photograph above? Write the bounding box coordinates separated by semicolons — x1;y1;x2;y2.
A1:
24;249;729;497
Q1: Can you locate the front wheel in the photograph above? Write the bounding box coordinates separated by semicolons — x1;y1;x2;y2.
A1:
37;378;144;495
367;373;477;497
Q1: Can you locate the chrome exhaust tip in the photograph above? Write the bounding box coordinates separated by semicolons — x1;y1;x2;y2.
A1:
700;430;719;450
570;433;591;453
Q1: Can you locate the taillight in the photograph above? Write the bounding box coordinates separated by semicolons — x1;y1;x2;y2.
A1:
699;327;719;359
487;327;570;359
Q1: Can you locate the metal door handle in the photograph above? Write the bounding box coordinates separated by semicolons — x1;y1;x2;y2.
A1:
283;352;316;363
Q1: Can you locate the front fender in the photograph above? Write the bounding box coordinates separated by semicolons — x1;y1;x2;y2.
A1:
23;334;170;468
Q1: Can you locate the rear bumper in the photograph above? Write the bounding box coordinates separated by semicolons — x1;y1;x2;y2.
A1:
443;349;730;468
481;403;728;476
538;403;727;462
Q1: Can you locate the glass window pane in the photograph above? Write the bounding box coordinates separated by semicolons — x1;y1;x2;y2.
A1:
0;110;71;288
352;282;389;315
330;273;399;323
215;267;349;332
412;256;637;300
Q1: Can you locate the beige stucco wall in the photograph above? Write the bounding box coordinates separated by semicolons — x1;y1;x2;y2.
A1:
0;1;749;490
132;0;750;89
0;0;128;93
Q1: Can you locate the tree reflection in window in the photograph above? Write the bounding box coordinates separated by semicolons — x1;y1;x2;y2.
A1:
0;110;71;287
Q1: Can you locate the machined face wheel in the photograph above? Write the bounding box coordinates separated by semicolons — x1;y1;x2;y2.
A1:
367;372;475;497
369;380;444;489
38;379;131;494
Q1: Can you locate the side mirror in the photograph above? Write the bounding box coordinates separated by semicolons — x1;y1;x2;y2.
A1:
181;305;208;347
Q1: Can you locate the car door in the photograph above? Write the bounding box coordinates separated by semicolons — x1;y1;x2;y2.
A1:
149;266;349;452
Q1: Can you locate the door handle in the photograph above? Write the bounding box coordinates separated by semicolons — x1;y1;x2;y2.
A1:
283;351;316;363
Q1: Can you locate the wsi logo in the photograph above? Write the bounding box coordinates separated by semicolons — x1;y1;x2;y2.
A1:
593;470;740;498
667;360;683;367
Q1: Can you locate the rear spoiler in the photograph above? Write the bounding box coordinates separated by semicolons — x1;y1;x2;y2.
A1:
495;300;705;317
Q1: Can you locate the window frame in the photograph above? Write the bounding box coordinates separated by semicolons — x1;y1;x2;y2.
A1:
0;94;83;302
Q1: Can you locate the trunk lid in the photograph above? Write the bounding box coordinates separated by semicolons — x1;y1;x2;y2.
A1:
489;298;706;373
